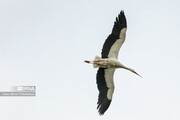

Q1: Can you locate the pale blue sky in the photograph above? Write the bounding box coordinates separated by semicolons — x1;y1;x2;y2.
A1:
0;0;180;120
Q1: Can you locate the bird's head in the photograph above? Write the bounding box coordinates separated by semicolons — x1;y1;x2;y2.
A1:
131;69;143;78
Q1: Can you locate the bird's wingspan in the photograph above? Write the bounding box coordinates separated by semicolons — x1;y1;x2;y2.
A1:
101;11;127;59
96;68;115;115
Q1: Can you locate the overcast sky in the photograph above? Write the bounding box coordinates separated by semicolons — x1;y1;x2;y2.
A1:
0;0;180;120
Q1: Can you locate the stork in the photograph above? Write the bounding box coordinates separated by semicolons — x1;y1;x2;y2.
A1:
84;10;142;115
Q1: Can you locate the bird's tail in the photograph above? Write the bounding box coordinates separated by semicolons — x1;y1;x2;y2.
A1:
84;55;102;68
93;55;101;68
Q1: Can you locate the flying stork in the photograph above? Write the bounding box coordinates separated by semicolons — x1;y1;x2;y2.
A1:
84;10;142;115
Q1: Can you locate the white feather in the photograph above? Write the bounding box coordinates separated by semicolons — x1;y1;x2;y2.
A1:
108;28;127;59
104;68;115;99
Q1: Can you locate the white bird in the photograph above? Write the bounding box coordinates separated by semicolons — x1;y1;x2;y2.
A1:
84;10;142;115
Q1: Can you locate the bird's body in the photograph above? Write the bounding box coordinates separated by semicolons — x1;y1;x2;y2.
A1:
84;10;142;115
86;56;125;69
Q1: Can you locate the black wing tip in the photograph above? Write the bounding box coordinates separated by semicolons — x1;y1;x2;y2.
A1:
97;98;111;115
118;10;127;26
118;10;125;18
120;10;124;14
111;10;127;37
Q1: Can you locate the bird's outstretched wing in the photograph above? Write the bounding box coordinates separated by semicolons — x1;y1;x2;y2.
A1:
96;67;115;115
101;11;127;59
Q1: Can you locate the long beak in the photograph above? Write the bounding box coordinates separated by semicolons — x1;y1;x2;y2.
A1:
133;71;143;78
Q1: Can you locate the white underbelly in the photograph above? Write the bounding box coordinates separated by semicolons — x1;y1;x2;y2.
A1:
94;58;120;68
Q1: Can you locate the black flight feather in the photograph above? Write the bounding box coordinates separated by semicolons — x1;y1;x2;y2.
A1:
101;11;127;58
96;68;112;115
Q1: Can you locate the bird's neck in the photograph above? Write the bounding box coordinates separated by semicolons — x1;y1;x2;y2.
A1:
117;62;132;71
